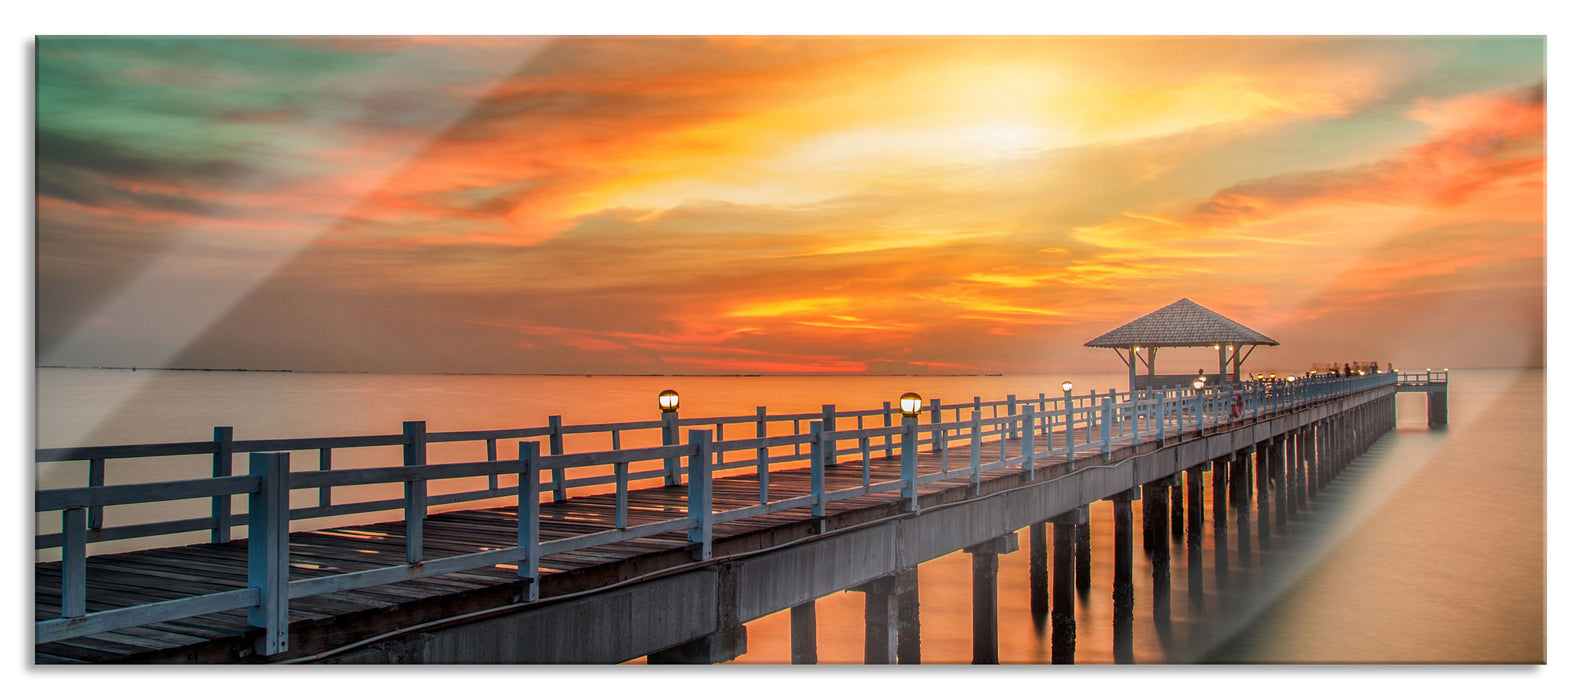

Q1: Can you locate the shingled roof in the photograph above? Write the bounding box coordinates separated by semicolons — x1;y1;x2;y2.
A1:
1084;298;1278;349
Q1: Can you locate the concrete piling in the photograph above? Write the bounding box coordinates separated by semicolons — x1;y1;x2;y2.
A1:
1051;513;1078;664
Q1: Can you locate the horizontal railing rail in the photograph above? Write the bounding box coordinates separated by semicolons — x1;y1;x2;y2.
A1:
35;372;1403;652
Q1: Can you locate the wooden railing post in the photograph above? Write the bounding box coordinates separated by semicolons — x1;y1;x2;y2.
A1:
486;438;499;492
1102;397;1114;458
970;409;983;492
1020;404;1035;480
247;452;290;656
61;507;86;618
517;441;540;603
687;430;714;560
756;406;770;505
549;415;568;500
883;402;894;458
901;414;919;512
1130;391;1141;445
930;399;943;453
212;426;234;543
87;458;105;531
662;411;681;486
810;422;827;518
1156;391;1166;440
403;420;427;565
317;447;333;508
1064;396;1075;463
822;405;837;466
1039;393;1049;448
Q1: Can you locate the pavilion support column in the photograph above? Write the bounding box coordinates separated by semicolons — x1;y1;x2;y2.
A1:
790;601;818;665
1128;351;1137;393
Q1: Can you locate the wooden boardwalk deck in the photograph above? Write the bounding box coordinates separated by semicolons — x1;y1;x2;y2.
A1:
35;432;1089;664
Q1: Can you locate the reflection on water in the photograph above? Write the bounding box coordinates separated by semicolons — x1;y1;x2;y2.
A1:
728;368;1544;664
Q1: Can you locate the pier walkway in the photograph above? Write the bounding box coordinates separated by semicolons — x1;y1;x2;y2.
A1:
34;372;1425;663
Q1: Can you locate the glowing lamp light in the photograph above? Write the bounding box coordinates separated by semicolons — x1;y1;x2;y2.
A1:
658;389;680;413
1061;380;1074;393
1286;375;1296;383
1192;378;1205;391
899;392;924;417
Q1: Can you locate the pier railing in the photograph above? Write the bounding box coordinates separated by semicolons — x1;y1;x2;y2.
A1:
35;371;1401;651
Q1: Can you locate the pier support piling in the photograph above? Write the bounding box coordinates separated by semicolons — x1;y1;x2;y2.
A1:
1255;440;1271;545
897;567;921;664
1235;449;1253;564
1212;459;1229;584
790;601;817;665
1186;464;1204;606
1075;506;1092;591
969;534;1017;664
1051;512;1078;664
1030;521;1049;618
861;576;899;664
1171;474;1184;539
1110;490;1136;664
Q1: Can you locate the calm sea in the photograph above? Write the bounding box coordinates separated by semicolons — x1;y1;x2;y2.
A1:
32;367;1545;664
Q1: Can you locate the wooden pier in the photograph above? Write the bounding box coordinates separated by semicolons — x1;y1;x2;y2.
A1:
34;371;1430;664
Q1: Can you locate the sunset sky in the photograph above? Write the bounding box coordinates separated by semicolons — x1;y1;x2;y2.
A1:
34;35;1547;375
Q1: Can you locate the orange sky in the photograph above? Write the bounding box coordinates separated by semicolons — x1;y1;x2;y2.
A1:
35;36;1546;374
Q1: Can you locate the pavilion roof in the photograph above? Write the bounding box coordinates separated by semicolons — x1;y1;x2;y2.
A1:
1084;298;1278;349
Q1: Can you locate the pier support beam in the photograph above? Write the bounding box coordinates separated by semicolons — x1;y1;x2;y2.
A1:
790;601;817;664
969;533;1018;664
648;563;746;664
1051;512;1078;664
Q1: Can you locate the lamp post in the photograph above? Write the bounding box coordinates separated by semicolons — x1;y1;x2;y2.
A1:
899;393;922;511
659;390;681;486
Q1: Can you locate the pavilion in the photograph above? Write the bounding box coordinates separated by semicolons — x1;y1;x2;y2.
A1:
1085;298;1278;391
